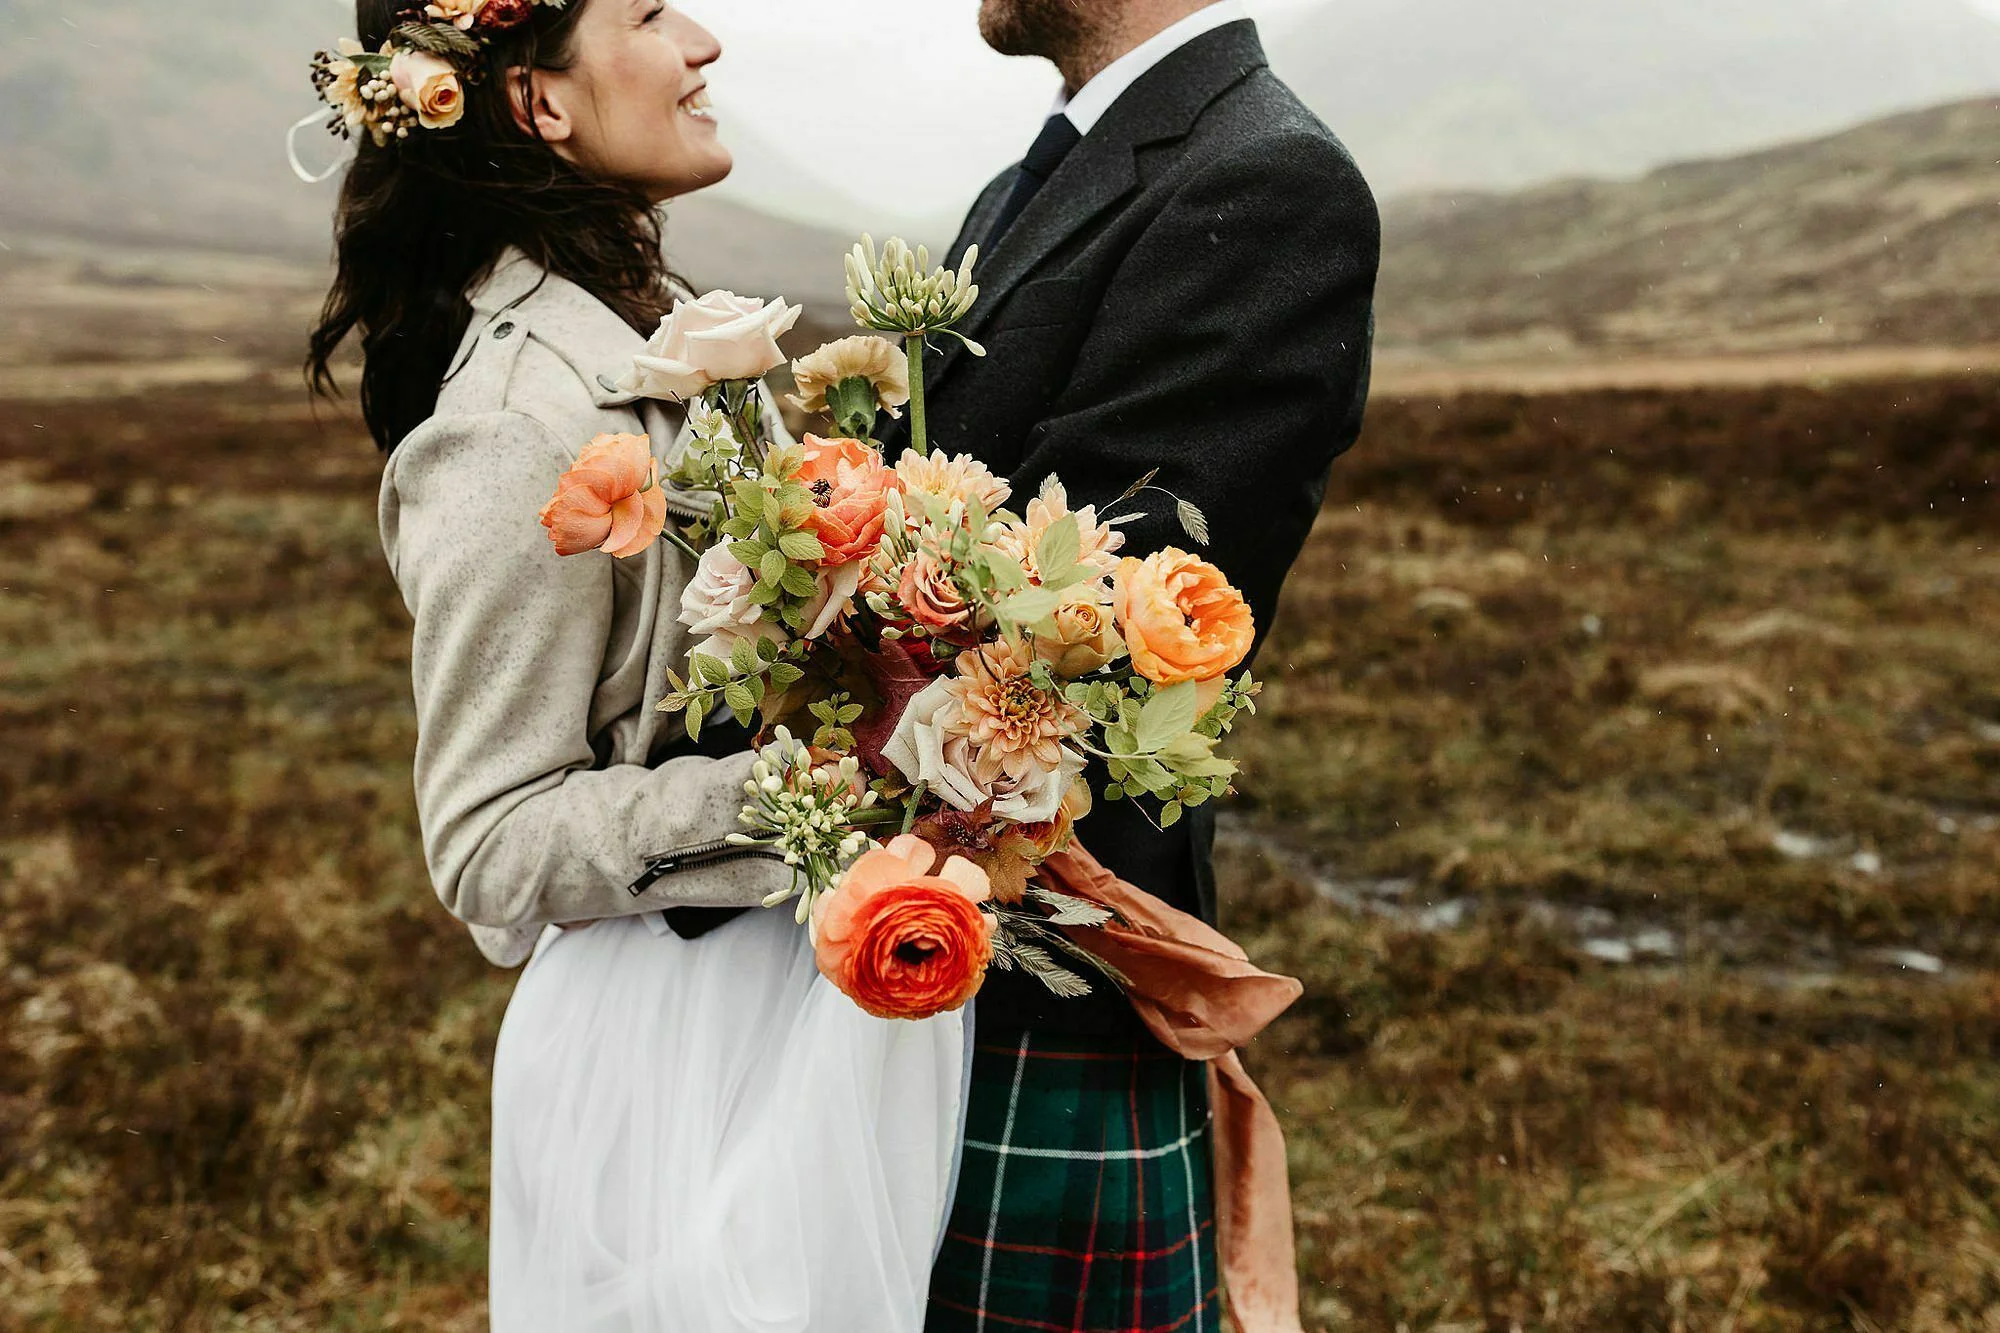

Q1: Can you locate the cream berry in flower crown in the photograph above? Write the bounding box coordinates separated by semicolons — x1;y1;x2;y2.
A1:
308;1;565;147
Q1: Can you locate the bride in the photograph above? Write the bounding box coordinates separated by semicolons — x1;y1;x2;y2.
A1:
305;3;967;1328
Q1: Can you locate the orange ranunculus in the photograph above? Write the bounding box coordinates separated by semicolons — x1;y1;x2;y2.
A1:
538;433;668;559
798;435;901;566
813;834;994;1020
1113;548;1255;686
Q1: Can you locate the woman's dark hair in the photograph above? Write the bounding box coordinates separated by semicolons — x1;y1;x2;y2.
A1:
307;0;676;451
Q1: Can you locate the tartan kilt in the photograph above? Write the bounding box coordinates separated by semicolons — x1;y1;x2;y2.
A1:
926;1028;1222;1333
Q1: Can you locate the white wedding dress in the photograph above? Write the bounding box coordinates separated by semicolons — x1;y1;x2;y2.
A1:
488;906;970;1332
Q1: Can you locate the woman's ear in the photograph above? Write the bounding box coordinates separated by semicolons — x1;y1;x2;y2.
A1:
507;66;574;145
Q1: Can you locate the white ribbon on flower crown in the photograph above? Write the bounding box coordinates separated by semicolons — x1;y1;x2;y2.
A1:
286;108;353;185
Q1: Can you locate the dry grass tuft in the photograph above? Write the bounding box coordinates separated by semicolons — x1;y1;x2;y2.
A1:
2;370;1996;1328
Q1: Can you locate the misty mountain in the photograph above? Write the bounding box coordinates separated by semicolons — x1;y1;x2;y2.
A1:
1267;0;2000;196
1375;97;2000;357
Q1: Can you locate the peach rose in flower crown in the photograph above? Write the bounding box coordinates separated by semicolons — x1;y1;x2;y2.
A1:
812;835;994;1020
1113;548;1255;686
389;49;466;131
620;291;802;401
798;435;900;566
539;433;667;559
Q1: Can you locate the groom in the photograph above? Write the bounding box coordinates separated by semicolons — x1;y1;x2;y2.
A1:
892;0;1380;1328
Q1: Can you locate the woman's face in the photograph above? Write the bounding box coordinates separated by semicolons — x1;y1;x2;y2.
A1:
532;0;730;202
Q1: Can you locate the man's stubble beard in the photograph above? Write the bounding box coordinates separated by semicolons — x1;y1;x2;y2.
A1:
977;0;1107;74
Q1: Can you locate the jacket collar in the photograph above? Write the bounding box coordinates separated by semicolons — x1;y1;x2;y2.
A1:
450;248;652;409
936;19;1268;384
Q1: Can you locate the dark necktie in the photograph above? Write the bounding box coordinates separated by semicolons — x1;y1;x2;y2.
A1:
986;113;1083;247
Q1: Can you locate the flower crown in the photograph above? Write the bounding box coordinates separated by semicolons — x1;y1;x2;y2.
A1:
309;1;566;147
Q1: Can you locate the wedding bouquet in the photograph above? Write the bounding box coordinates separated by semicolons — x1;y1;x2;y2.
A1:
540;237;1260;1020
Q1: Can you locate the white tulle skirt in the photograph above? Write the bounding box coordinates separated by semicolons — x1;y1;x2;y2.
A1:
488;908;969;1332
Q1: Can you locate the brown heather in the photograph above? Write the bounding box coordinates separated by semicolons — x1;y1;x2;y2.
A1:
1;253;1997;1327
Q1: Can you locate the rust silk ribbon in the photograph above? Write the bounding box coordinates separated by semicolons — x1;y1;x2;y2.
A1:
1035;843;1307;1333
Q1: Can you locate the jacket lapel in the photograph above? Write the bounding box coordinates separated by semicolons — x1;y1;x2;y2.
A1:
927;21;1270;390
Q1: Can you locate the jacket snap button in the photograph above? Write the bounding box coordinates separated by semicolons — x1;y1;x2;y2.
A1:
492;321;516;340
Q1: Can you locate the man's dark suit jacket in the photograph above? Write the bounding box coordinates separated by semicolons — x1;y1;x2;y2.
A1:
883;19;1380;1035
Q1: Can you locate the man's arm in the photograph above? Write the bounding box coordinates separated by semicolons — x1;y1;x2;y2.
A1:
1009;130;1380;636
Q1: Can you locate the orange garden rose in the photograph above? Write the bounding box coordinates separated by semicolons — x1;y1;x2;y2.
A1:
539;433;667;559
813;835;994;1020
1113;548;1255;686
798;435;901;566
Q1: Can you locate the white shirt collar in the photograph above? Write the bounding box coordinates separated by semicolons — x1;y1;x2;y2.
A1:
1051;1;1250;136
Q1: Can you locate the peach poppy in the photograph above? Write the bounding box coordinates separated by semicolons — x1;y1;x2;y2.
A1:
813;835;994;1020
538;433;668;559
798;435;901;566
1112;548;1256;686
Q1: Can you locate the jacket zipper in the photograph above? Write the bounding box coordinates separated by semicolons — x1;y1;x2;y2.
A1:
627;838;785;897
659;486;715;522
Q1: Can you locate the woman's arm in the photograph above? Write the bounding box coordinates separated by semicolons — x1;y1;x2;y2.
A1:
381;410;790;931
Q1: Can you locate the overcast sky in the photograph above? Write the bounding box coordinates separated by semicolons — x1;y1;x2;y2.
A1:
674;0;1323;236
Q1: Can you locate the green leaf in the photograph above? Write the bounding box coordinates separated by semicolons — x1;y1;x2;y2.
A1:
391;20;480;60
1160;802;1184;829
998;587;1063;626
768;663;806;688
749;581;783;606
730;637;759;677
722;681;757;716
732;539;770;567
778;530;826;562
685;695;708;742
779;565;819;599
757;635;783;662
759;549;788;585
1134;681;1200;753
692;652;729;687
985;554;1030;593
1034;515;1080;584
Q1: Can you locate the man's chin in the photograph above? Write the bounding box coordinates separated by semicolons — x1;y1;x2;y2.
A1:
976;0;1033;57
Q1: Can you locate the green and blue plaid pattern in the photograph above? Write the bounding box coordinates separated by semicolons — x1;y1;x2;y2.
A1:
926;1029;1221;1333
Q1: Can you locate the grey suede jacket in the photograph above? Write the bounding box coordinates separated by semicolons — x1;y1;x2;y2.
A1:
378;251;790;968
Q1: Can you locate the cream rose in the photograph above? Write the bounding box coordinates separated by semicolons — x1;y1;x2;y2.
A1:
680;543;765;639
788;336;911;418
881;679;1086;824
620;291;803;401
800;562;862;641
390;49;466;131
1034;589;1125;677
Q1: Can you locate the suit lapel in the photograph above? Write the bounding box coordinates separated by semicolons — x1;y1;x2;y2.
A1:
927;21;1270;392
